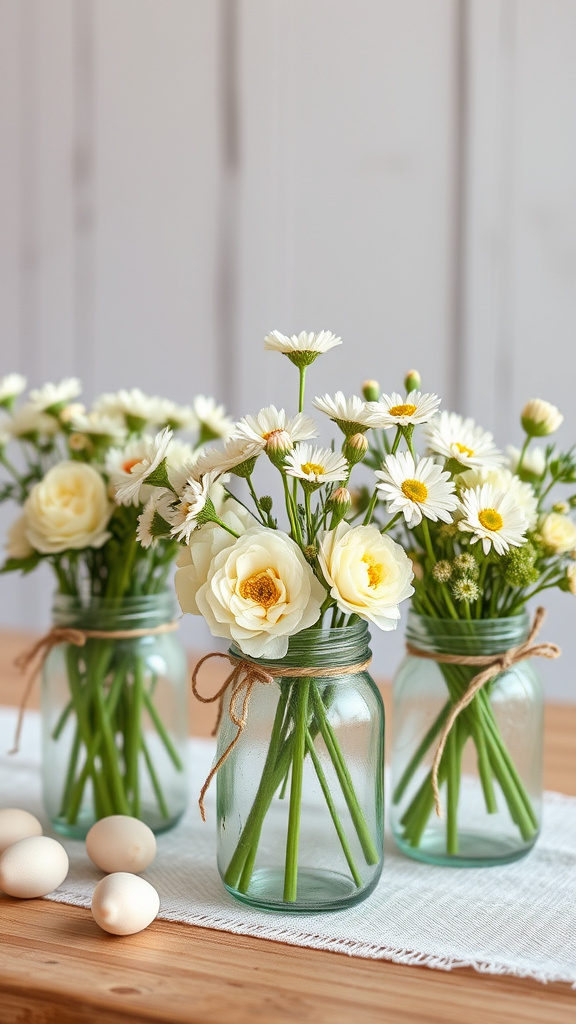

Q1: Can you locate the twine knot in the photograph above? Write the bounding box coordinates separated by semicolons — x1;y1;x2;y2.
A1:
406;607;561;818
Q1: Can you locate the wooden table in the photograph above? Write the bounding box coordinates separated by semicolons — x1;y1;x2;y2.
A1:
1;630;575;1024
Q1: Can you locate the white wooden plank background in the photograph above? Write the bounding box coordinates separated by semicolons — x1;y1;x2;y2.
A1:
0;0;574;698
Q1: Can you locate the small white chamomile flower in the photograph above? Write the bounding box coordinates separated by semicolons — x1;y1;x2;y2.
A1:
264;330;342;366
233;406;317;451
168;472;219;542
367;391;440;429
424;411;504;469
193;395;234;443
313;392;378;435
458;483;528;555
285;443;349;489
0;373;27;408
28;378;81;413
111;428;173;506
194;436;262;477
375;452;458;527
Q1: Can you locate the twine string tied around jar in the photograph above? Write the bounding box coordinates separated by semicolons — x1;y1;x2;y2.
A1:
405;607;560;818
10;621;179;755
191;650;372;821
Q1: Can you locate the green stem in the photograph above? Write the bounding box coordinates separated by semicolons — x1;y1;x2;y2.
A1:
392;701;451;805
142;688;184;770
362;488;379;526
305;729;362;888
446;721;460;854
127;658;145;816
283;680;310;901
141;736;170;819
298;365;306;414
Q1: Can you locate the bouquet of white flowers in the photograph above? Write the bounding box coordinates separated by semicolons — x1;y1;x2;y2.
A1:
0;375;233;835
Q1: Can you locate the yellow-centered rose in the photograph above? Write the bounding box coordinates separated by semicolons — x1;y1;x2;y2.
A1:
195;526;325;658
24;461;112;554
319;522;414;630
540;512;576;554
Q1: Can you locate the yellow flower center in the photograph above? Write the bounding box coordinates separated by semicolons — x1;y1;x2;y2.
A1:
301;462;325;476
262;429;283;441
401;479;428;503
455;443;474;458
478;508;504;532
122;457;141;473
239;570;280;609
362;553;385;588
388;403;417;417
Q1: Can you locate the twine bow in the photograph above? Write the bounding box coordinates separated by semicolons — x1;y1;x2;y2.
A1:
10;621;179;756
191;652;275;821
405;607;561;818
191;650;373;821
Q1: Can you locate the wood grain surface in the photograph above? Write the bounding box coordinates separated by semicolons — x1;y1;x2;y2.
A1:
1;629;575;1024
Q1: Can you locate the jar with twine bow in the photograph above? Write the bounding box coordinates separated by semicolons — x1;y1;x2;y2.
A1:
390;608;560;866
35;592;189;838
192;620;384;912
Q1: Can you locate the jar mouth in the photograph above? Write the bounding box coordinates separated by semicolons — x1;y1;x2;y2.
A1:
229;620;372;671
406;609;531;656
52;590;179;630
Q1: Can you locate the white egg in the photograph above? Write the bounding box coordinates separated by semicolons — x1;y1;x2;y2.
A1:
91;872;160;935
0;808;43;854
0;835;69;898
86;815;156;874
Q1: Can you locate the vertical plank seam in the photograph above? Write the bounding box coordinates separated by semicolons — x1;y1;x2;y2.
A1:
18;0;39;385
449;0;469;412
72;0;96;396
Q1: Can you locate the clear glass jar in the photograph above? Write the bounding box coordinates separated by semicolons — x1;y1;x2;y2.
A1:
42;592;189;838
215;621;384;913
391;612;543;866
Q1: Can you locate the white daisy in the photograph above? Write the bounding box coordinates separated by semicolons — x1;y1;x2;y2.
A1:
193;396;234;442
313;392;378;435
109;428;173;506
458;483;528;555
0;373;27;407
8;404;60;438
153;398;198;431
264;330;342;364
285;443;349;488
94;389;160;431
506;444;546;479
424;411;505;469
168;472;219;542
367;391;441;429
458;467;538;529
233;406;317;451
194;436;263;477
137;492;174;549
68;411;127;444
28;378;81;412
375;452;459;527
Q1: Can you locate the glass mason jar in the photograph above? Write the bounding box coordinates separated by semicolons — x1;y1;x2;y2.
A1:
391;612;543;867
215;621;384;913
42;592;189;838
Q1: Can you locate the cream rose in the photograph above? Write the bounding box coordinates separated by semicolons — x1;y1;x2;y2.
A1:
175;501;254;616
539;512;576;554
195;526;325;659
318;522;414;630
521;399;563;437
24;461;112;554
5;515;35;559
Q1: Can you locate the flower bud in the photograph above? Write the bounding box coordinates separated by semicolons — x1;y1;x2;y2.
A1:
343;432;368;466
362;380;380;402
304;544;317;563
259;495;273;514
265;429;293;467
328;486;352;527
521;398;563;437
404;369;421;394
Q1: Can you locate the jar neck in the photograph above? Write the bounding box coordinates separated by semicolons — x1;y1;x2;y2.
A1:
52;591;178;631
229;621;372;670
405;610;530;656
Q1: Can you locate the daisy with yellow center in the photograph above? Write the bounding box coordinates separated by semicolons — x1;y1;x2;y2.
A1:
108;428;173;506
285;443;348;490
313;392;379;435
424;411;504;469
168;472;220;542
367;390;441;429
264;330;342;366
458;483;528;555
233;405;317;452
375;451;459;527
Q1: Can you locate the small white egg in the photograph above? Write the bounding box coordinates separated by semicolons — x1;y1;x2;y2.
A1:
0;808;43;854
86;815;156;874
91;872;160;935
0;835;69;898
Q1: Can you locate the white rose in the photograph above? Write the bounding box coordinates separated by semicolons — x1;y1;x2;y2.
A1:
175;501;254;616
24;461;112;554
521;399;563;437
459;467;538;529
195;527;325;659
539;513;576;554
318;522;414;631
566;563;576;596
5;515;35;559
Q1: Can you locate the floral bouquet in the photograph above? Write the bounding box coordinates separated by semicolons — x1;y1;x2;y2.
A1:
0;374;233;834
363;379;570;860
135;331;421;908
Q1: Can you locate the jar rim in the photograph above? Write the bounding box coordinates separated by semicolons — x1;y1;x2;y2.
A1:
229;620;372;671
52;589;178;630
